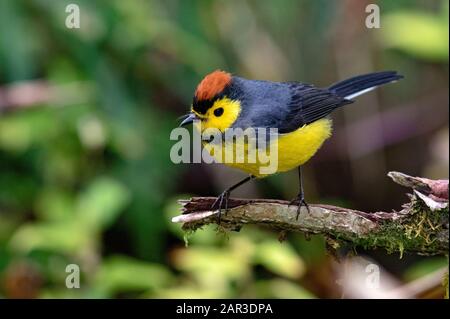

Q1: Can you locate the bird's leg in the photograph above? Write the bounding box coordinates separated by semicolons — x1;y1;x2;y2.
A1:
289;166;310;220
212;175;254;223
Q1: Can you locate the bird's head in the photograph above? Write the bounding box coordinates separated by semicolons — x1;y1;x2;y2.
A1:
180;70;241;133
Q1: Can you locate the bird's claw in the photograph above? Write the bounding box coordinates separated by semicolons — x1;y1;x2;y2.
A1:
211;190;230;224
289;195;310;220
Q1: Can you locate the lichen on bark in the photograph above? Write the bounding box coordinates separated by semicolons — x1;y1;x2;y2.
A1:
173;172;449;257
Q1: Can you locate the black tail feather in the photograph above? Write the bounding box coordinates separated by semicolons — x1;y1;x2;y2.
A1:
328;71;403;99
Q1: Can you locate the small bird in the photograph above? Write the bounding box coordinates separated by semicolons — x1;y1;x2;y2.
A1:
180;70;403;219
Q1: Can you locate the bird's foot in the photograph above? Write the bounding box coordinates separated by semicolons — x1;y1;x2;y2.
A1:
211;190;230;224
288;194;310;220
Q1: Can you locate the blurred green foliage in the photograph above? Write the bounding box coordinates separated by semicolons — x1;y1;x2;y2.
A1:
380;1;449;61
0;0;448;298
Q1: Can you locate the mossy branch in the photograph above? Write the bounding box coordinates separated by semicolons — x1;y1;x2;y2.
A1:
173;172;448;256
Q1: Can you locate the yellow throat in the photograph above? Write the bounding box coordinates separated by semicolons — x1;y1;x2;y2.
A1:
193;98;333;178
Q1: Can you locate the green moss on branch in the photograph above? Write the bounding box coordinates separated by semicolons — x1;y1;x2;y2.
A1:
173;172;448;256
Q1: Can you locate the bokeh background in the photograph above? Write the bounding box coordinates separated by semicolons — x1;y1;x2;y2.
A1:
0;0;448;298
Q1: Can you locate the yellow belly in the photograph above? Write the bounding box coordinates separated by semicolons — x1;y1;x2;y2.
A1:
203;118;332;178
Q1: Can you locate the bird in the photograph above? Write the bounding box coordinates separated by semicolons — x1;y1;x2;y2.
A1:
180;70;403;220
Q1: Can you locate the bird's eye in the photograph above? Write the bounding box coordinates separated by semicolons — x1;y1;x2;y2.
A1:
214;107;224;117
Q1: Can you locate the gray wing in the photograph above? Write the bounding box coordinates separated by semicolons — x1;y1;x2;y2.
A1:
231;78;352;134
277;83;353;133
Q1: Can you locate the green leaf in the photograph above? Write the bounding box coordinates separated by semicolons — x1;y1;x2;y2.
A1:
254;279;316;299
76;177;131;230
8;220;91;254
254;241;305;279
94;255;174;296
380;11;449;62
152;286;224;299
403;257;448;281
172;240;253;292
0;110;58;152
35;188;75;222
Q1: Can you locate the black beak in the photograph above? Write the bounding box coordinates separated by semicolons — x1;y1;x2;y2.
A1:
179;113;197;127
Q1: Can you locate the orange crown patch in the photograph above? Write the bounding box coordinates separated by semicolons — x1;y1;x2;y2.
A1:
195;70;232;101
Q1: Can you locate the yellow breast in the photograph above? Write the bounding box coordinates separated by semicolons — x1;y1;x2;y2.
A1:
203;118;332;177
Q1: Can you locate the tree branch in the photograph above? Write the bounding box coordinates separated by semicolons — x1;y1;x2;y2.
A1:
173;172;448;256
